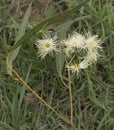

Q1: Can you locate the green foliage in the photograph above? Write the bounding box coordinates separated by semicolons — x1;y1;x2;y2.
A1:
0;0;114;130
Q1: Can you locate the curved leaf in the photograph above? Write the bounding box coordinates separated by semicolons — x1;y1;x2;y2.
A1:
7;0;89;75
12;0;89;50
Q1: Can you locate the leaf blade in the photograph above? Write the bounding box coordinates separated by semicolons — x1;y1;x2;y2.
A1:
7;3;32;75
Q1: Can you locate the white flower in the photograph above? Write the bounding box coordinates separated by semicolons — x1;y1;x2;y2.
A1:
85;33;101;50
85;50;99;63
63;33;86;57
63;33;86;49
66;60;90;73
35;37;58;59
72;33;86;49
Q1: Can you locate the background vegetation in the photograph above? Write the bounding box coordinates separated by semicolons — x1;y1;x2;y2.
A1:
0;0;114;130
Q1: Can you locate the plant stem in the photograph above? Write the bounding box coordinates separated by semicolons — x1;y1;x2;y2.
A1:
60;76;69;88
6;53;77;130
68;66;73;124
65;59;73;124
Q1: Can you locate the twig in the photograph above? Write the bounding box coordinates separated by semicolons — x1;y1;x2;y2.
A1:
69;52;77;64
6;53;77;130
65;59;73;124
60;76;69;88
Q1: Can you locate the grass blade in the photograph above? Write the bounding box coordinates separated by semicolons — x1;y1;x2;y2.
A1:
7;3;32;75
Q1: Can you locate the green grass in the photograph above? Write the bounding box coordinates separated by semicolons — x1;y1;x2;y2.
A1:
0;0;114;130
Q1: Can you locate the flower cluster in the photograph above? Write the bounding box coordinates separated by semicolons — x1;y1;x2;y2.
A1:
35;32;102;73
65;32;102;73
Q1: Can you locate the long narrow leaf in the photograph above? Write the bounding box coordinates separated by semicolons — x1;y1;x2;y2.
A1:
56;49;65;77
7;3;32;75
87;72;106;109
12;0;89;50
3;0;15;22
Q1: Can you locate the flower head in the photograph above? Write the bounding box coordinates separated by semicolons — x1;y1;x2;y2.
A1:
85;33;101;50
63;33;86;57
66;60;89;73
63;33;86;49
85;50;99;63
35;37;58;59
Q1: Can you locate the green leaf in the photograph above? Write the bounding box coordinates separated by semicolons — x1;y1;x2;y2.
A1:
57;20;75;38
7;3;32;75
56;49;65;77
3;0;15;22
87;73;106;109
0;122;13;130
18;63;32;108
97;110;111;130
